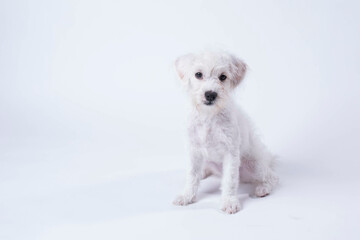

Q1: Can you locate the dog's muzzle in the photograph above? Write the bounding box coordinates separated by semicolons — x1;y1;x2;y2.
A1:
204;91;218;105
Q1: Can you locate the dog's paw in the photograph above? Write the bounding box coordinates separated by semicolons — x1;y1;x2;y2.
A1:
221;197;242;214
255;185;271;197
173;194;195;206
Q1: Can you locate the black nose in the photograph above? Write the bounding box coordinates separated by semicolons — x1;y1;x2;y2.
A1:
205;91;218;102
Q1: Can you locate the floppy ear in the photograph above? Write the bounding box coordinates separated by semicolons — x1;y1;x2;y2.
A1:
230;55;247;88
175;54;194;80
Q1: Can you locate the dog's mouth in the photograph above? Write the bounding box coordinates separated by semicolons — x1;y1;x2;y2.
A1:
204;100;215;106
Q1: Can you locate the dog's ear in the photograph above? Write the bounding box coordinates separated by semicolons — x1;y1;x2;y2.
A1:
175;54;194;80
230;55;247;88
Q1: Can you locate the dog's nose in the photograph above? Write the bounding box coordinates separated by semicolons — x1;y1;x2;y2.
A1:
205;91;218;102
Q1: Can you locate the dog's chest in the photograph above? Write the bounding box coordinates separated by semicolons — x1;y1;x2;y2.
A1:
196;123;217;145
191;119;229;155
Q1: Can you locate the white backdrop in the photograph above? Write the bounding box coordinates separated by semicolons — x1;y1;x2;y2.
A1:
1;0;360;239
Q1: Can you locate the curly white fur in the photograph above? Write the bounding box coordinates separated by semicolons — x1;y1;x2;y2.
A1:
173;50;279;214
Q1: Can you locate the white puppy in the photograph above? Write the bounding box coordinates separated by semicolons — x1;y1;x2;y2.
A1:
173;51;279;214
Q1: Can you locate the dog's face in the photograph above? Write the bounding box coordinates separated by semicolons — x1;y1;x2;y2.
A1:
175;51;247;111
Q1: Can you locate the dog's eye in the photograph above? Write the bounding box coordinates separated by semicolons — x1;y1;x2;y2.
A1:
195;72;203;79
219;74;227;81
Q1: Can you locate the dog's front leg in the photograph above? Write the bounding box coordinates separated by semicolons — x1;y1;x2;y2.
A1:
173;151;203;206
221;152;242;214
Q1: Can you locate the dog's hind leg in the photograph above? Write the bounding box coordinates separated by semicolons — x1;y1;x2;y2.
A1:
247;136;279;197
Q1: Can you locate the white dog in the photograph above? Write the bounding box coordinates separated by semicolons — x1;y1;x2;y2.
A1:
173;51;279;214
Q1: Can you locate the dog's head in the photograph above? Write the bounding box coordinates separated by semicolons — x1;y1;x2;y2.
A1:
175;51;247;111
